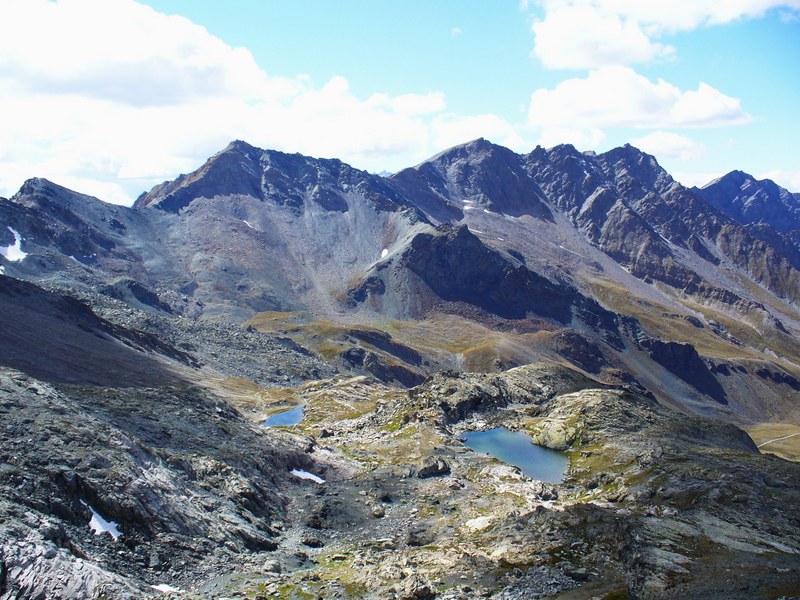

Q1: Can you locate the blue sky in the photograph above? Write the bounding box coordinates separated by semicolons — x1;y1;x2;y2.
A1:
0;0;798;204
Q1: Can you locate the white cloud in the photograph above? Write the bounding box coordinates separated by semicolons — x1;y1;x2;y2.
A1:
631;131;706;161
0;0;284;106
451;26;463;37
672;171;725;188
432;114;527;153
528;67;750;148
531;0;800;69
0;0;521;205
368;91;447;116
532;5;674;69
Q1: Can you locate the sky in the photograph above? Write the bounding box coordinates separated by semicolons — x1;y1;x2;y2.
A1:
0;0;799;205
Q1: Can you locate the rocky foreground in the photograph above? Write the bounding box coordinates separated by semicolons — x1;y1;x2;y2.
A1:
2;362;798;599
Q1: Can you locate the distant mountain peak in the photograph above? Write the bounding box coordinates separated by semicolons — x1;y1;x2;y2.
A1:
132;139;411;216
222;139;260;154
695;169;799;234
418;137;510;167
12;177;106;210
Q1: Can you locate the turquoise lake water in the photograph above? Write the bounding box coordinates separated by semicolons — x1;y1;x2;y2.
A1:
262;405;304;427
462;427;569;483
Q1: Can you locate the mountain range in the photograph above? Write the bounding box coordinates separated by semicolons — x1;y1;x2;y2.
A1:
1;139;798;599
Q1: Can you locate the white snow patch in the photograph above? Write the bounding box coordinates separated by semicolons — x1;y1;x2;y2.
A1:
558;245;583;257
463;205;475;211
469;228;484;234
0;265;4;274
483;209;491;214
242;220;254;229
381;248;388;259
290;469;325;484
0;227;27;262
465;516;494;531
152;583;185;594
80;500;121;539
497;237;504;241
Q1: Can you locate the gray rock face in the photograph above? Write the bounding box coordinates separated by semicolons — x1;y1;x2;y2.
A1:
136;140;412;216
416;457;451;478
391;137;553;221
0;367;315;598
399;223;574;322
522;144;800;305
638;338;727;404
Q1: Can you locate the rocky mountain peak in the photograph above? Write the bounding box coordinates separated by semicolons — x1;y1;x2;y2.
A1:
10;177;110;216
222;139;261;155
392;138;552;220
421;137;503;164
14;177;81;202
133;140;408;215
523;143;608;215
696;169;800;234
597;144;675;196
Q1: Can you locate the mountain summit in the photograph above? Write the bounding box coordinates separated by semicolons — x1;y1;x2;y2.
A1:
696;169;800;235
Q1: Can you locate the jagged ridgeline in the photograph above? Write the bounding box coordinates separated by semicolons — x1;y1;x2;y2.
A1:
0;139;798;598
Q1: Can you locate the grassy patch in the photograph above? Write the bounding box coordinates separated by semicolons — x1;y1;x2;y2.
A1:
746;422;800;462
586;278;761;360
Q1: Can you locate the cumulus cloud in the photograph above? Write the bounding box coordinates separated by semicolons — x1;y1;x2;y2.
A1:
0;0;285;106
0;0;521;204
531;0;800;69
631;131;706;161
532;5;674;69
528;67;750;148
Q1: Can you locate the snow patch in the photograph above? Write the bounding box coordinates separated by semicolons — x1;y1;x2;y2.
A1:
463;205;475;211
152;583;185;594
80;500;121;539
469;228;484;234
0;265;4;274
465;516;494;531
381;248;388;259
0;227;27;262
242;220;254;229
290;469;325;484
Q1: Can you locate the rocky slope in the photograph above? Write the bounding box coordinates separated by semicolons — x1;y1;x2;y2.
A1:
5;361;797;599
0;367;316;599
1;138;799;598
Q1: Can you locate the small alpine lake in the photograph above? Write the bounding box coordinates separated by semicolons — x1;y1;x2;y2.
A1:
261;405;304;427
461;427;569;483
